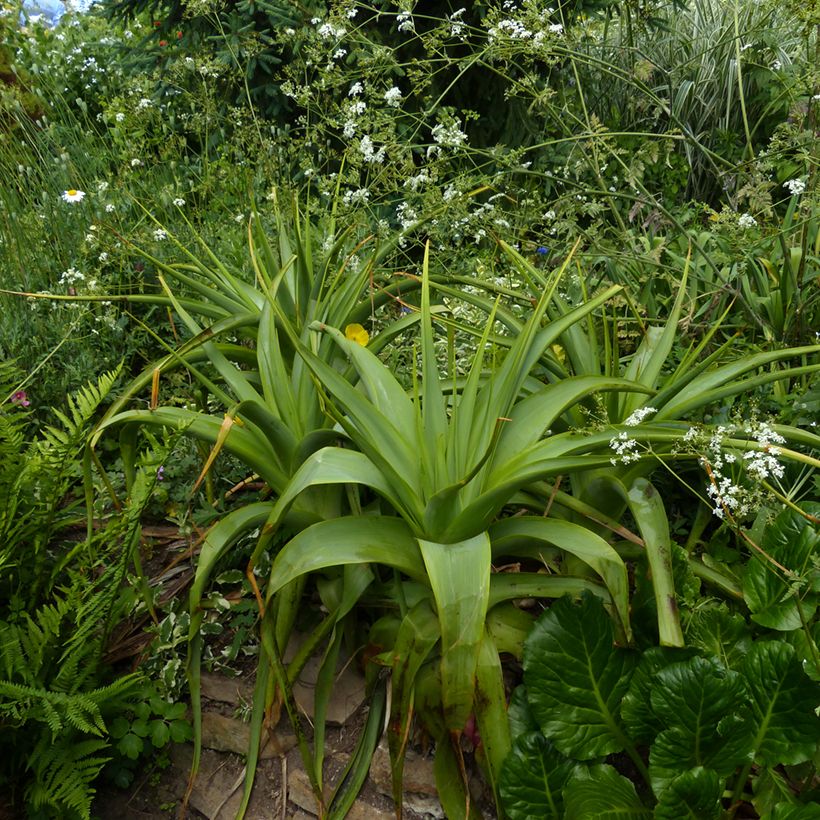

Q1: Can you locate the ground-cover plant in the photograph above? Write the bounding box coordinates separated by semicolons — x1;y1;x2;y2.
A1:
0;359;171;817
90;192;452;813
234;242;819;815
499;582;819;818
91;199;820;817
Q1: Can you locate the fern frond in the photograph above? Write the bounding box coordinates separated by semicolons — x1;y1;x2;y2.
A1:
27;736;110;819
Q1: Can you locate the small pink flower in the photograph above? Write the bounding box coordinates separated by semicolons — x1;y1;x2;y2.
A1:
11;390;30;407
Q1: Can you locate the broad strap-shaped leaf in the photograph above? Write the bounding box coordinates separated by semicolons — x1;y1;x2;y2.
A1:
621;478;683;646
653;344;820;421
742;641;820;766
474;628;511;802
488;573;611;609
563;764;651;819
387;600;440;814
317;323;418;439
297;328;423;511
489;518;631;641
190;502;275;607
265;516;427;602
496;376;653;460
648;657;753;796
258;299;301;433
621;647;701;744
523;593;637;759
419;243;448;493
100;408;287;491
743;505;820;631
498;732;575;820
418;534;491;731
264;446;408;531
653;767;724;819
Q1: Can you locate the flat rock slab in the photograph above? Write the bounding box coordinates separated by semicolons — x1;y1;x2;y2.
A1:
173;745;282;820
287;768;395;820
200;672;254;705
370;741;444;818
200;711;297;759
285;634;367;726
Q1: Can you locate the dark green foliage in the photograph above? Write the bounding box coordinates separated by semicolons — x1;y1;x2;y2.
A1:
500;591;820;818
742;504;820;631
99;0;316;119
499;732;575;820
522;594;638;759
0;362;158;818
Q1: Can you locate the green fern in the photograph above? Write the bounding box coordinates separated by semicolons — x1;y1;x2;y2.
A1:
0;363;160;819
27;737;111;819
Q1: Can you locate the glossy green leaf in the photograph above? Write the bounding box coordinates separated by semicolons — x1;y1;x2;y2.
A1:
99;409;287;490
648;657;753;795
474;628;511;803
653;767;723;819
623;478;683;646
266;516;426;602
742;641;820;766
654;345;820;421
684;605;752;669
563;764;651;819
419;534;491;731
523;593;637;759
508;685;537;743
497;376;653;459
488;517;630;639
752;767;801;817
498;732;575;820
265;446;407;531
190;502;274;606
621;647;700;744
743;505;820;631
770;803;820;819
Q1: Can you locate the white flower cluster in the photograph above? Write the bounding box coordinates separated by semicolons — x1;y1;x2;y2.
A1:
317;22;346;39
743;423;786;481
623;406;657;426
359;135;386;164
489;19;533;41
405;171;429;192
610;431;641;465
397;11;415;33
784;178;806;196
431;120;468;150
448;8;467;38
384;86;403;107
697;422;787;518
738;213;757;228
396;202;417;232
59;267;84;285
342;98;367;138
153;228;168;241
343;188;370;206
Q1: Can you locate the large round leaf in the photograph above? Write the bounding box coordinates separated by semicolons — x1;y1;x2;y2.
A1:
498;732;575;820
523;593;637;759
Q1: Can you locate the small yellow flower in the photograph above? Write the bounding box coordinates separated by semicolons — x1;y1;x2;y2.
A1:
344;323;369;346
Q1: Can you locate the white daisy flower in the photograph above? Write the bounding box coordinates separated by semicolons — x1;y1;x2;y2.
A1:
62;189;85;203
